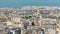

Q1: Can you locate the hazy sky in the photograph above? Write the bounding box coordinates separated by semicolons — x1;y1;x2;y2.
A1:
0;0;60;7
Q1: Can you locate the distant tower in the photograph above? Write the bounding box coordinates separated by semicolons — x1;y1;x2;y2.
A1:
36;7;40;16
36;7;42;26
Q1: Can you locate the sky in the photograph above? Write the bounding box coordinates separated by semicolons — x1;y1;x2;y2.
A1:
0;0;60;7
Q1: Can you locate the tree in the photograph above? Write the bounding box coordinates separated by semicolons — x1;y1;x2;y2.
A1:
31;22;35;26
54;22;57;34
36;29;39;34
0;18;7;22
22;16;29;19
54;22;57;26
25;32;28;34
29;16;32;18
58;16;60;18
25;16;29;19
22;17;24;18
